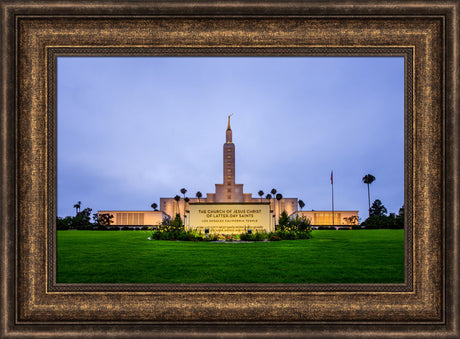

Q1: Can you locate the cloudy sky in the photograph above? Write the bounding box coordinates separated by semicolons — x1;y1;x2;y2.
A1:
57;56;404;221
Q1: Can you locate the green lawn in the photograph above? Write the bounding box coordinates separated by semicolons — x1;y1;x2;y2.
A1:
56;229;404;284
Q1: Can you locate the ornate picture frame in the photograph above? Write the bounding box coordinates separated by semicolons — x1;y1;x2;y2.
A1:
1;1;458;337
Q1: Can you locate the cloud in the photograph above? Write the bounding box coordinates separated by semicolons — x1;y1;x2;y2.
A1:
57;57;404;218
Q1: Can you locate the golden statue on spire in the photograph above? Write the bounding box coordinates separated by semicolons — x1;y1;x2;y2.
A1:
227;114;233;130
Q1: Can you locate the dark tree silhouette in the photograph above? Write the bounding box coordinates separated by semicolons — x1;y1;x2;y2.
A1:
150;203;158;211
258;190;264;202
73;201;81;215
265;194;272;213
180;188;187;219
369;199;387;217
174;195;180;216
396;204;405;226
94;213;113;226
362;174;376;217
195;191;202;203
275;193;283;222
270;189;277;217
74;207;92;226
184;197;190;222
298;200;305;211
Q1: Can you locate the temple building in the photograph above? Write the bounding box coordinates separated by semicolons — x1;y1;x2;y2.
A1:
159;115;298;228
96;210;168;227
99;116;358;229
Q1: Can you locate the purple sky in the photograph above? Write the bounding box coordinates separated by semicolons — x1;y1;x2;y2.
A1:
57;56;404;221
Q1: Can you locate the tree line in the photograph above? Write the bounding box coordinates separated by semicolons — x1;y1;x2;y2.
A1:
56;202;114;230
59;173;403;230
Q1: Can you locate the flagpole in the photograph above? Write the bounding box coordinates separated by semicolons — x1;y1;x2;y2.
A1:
331;170;335;226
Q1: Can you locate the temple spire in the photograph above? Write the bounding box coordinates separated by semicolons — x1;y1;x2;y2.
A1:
226;114;233;143
223;115;235;186
227;114;233;130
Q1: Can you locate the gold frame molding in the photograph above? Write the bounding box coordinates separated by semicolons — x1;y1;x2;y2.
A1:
1;1;458;338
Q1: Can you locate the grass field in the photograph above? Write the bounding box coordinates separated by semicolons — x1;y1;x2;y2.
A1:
56;229;404;284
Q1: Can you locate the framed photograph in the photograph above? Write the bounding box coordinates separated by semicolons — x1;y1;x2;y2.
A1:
55;55;405;286
1;1;458;338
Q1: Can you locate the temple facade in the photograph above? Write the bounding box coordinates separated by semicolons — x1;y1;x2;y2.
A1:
99;116;358;228
159;115;298;226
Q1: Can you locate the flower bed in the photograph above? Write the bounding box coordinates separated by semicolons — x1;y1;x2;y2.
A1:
147;229;312;242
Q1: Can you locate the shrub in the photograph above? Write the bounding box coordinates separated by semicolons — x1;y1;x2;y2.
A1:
268;233;281;241
203;233;219;241
277;211;290;231
239;232;253;241
297;231;311;239
184;229;203;241
149;229;207;241
288;215;312;232
276;214;312;234
239;231;267;241
254;231;268;241
56;216;72;230
361;214;404;229
270;230;312;240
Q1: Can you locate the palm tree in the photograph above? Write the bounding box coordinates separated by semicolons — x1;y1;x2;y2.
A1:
275;193;283;222
258;190;264;202
265;193;272;212
270;188;277;216
180;188;187;219
150;203;158;211
184;197;190;223
73;201;81;215
362;174;376;217
196;191;202;203
174;195;180;217
298;200;305;211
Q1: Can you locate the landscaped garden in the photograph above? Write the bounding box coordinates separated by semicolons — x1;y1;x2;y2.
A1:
56;229;404;284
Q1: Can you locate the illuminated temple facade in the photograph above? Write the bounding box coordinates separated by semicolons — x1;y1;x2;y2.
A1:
99;116;358;227
159;115;298;223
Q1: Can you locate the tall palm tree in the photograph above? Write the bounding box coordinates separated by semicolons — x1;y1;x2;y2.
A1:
174;195;180;217
258;190;264;202
270;188;277;216
180;188;187;219
150;203;158;211
196;191;202;203
265;193;272;205
275;193;283;221
73;201;81;215
298;200;305;211
184;197;190;223
362;174;376;217
266;194;273;226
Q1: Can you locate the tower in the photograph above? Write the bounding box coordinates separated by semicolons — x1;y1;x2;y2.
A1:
223;114;235;186
212;115;244;202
